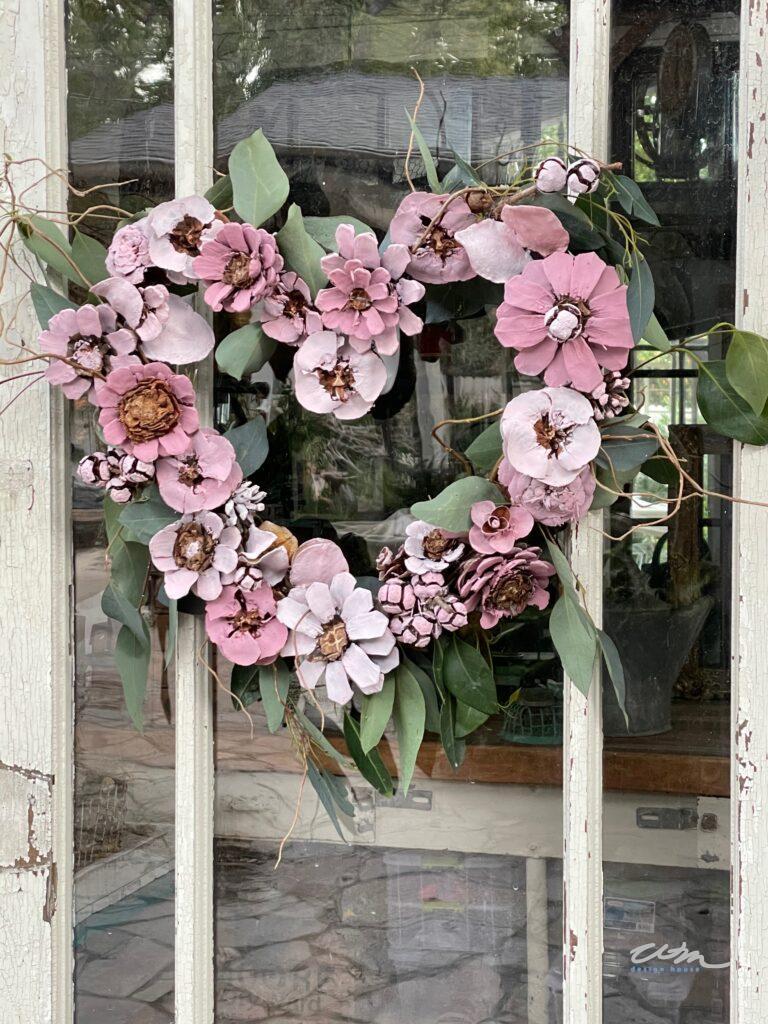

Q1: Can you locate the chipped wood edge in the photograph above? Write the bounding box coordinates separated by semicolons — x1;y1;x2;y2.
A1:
732;1;768;1020
563;2;610;1022
173;2;215;1023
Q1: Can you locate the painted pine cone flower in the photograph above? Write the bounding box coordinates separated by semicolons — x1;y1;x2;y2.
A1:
222;524;290;590
277;572;399;705
501;387;600;486
379;576;468;648
223;482;267;527
389;192;477;284
315;224;424;355
534;157;568;194
204;583;287;666
194;222;283;313
293;330;387;420
404;520;465;576
454;205;569;284
376;545;408;581
458;547;555;629
144;195;223;282
106;218;152;284
41;304;139;402
155;427;242;514
76;447;155;504
499;458;596;528
94;362;200;462
585;370;631;421
149;511;240;601
566;158;601;196
494;251;634;393
258;271;323;346
468;500;534;555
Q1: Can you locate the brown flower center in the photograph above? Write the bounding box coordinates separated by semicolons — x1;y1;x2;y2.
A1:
229;590;271;637
172;522;216;573
490;570;534;611
482;506;511;535
423;529;451;560
419;218;460;262
223;252;254;288
169;215;204;256
318;360;356;403
177;458;203;487
316;617;349;662
348;288;372;312
533;413;570;459
284;290;308;318
119;379;181;443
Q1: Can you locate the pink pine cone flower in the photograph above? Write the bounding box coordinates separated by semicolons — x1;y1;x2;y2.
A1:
155;427;242;513
389;192;477;284
149;511;240;601
404;520;465;576
468;500;534;554
106;218;152;284
454;205;569;284
144;195;223;282
193;222;283;313
222;525;290;591
258;271;323;345
205;583;287;666
315;224;424;355
379;576;468;648
293;330;387;420
93;361;200;462
501;386;600;486
289;538;349;587
458;546;556;629
494;251;634;392
277;572;399;705
499;458;596;527
76;447;154;504
41;303;139;402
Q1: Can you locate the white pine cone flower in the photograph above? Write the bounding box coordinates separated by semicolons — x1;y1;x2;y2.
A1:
589;371;631;421
224;482;267;527
77;447;153;503
566;158;601;196
534;156;567;194
77;451;111;487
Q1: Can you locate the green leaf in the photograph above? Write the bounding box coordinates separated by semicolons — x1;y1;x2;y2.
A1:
392;663;426;795
442;634;497;716
294;708;352;768
697;359;768;445
439;696;465;768
406;111;440;192
450;150;481;185
102;584;148;646
306;761;350;842
402;656;441;733
411;476;502;533
17;215;87;286
626;252;655;343
425;278;503;324
544;538;579;603
342;713;394;797
230;663;260;708
597;628;627;727
302;215;374;253
229;129;289;227
609;174;660;227
71;229;108;284
118;486;177;545
641;455;679;487
275;204;328;298
641;311;670;352
360;675;395;753
114;622;151;732
549;595;597;697
259;659;291;732
165;599;178;670
432;634;446;698
454;700;489;739
30;282;75;327
205;173;233;209
224;416;268;476
215;322;276;381
725;330;768;416
464;420;503;474
596;422;658;476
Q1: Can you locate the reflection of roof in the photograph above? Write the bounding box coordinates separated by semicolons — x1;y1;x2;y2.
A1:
70;71;567;167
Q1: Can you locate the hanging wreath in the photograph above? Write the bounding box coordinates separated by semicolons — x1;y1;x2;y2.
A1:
4;94;768;832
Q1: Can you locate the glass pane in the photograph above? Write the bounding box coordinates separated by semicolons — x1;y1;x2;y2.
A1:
603;3;737;1021
67;4;177;1022
212;2;569;1022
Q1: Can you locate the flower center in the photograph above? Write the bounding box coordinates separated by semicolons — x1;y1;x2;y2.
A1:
483;506;511;534
533;413;571;459
545;299;588;342
423;529;451;559
423;223;460;260
169;215;204;256
284;290;308;317
316;617;349;662
222;252;254;288
317;359;356;403
229;590;271;637
490;570;533;611
177;457;203;487
172;521;216;572
348;288;372;312
70;337;105;374
118;379;181;442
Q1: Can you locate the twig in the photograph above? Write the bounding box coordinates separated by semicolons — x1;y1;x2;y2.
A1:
404;67;427;193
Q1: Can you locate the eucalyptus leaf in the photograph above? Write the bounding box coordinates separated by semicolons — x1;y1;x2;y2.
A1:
411;476;501;533
402;656;441;733
425;278;503;324
455;700;489;739
224;416;268;476
103;497;150;602
439;696;465;768
406;112;440;192
342;713;394;797
544;539;579;603
597;628;627;727
392;663;426;795
464;420;503;474
230;663;260;708
294;708;352;768
360;675;395;753
609;174;660;227
229;129;289;227
697;360;768;445
102;584;148;646
596;422;658;475
442;634;497;716
72;229;108;284
626;251;655;343
450;150;481;184
119;486;177;545
306;761;349;842
114;622;151;732
641;311;670;352
205;173;233;209
276;204;328;297
725;330;768;416
302;215;374;252
215;322;276;381
260;659;291;732
18;215;86;286
549;595;597;697
30;282;75;327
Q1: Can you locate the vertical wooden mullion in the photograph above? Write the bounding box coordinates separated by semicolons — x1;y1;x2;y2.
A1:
563;3;611;1023
173;3;215;1023
732;1;768;1019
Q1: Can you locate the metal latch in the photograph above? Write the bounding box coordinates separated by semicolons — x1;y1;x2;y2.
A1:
636;807;698;830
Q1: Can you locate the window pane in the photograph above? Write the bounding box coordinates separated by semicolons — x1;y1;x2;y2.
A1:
603;3;737;1021
212;3;569;1022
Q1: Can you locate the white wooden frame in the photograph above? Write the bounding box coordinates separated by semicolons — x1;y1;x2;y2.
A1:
3;1;768;1022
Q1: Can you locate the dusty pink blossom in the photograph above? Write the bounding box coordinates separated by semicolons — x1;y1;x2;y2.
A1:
93;361;199;462
468;500;534;554
258;272;323;345
293;330;387;420
222;525;290;591
41;304;138;402
584;370;631;421
155;427;242;513
76;447;154;504
499;458;596;527
205;584;287;666
379;575;467;648
149;511;240;601
501;387;600;486
315;224;424;354
389;192;476;284
404;520;465;576
457;547;555;629
454;205;569;284
193;222;283;313
277;572;399;704
144;195;222;282
290;538;349;588
494;251;634;392
106;219;152;283
534;157;568;194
